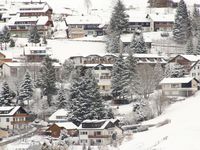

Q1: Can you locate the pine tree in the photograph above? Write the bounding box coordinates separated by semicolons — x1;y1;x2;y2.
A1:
0;32;4;50
173;0;190;44
57;87;68;109
186;37;194;54
106;31;120;53
125;52;139;98
108;0;129;34
0;82;14;106
42;36;47;45
68;69;90;125
61;59;74;81
84;69;107;120
133;99;152;123
18;72;33;107
40;56;57;106
2;26;10;50
196;30;200;55
153;63;164;88
130;33;147;54
28;25;41;45
192;4;200;36
171;63;185;78
111;54;129;100
9;38;15;47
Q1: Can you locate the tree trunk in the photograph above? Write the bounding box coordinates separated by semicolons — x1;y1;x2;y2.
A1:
47;94;52;107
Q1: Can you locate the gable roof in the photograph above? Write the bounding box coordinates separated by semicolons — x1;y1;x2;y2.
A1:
160;77;197;84
0;106;23;116
55;122;77;130
48;109;69;122
169;55;200;63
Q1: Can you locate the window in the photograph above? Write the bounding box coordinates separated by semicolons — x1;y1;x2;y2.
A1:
171;84;179;88
192;73;196;77
94;131;101;135
96;139;101;143
80;131;87;135
6;118;9;122
80;140;87;143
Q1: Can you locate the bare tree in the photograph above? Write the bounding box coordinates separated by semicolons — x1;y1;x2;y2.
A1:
137;64;156;99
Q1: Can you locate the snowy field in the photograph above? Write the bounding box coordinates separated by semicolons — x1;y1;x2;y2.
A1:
119;91;200;150
7;38;106;63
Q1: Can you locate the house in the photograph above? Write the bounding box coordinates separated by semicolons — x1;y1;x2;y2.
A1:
146;14;174;31
0;4;7;21
46;122;78;138
23;46;51;62
127;11;151;32
0;51;13;67
86;64;113;97
78;119;123;145
65;15;104;38
168;55;200;75
120;34;152;50
148;0;178;8
69;54;117;67
2;62;61;80
0;106;30;130
48;109;69;123
160;77;199;97
7;15;53;37
189;60;200;81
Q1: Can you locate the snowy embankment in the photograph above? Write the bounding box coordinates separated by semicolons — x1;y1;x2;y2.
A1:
120;92;200;150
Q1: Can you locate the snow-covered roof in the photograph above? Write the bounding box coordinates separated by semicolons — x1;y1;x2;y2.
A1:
37;16;49;25
0;106;21;116
3;62;61;67
48;109;69;122
85;64;113;67
160;77;195;84
8;15;49;26
127;10;150;23
55;122;77;130
78;119;113;130
66;15;102;25
120;34;152;43
147;14;175;22
24;46;51;56
0;50;13;59
179;55;200;62
18;3;50;13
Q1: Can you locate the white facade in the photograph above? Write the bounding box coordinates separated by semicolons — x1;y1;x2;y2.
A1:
189;61;200;81
78;120;123;145
0;106;30;130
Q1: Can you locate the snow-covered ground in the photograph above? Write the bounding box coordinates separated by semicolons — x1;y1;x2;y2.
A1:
119;91;200;150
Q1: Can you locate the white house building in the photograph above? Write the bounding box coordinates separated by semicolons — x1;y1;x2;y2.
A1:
78;119;123;145
0;106;30;130
48;109;69;123
160;77;199;97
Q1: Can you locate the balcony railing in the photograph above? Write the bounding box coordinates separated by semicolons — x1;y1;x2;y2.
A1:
11;121;30;125
88;135;110;138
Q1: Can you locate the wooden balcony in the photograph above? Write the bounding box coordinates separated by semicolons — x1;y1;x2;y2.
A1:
11;120;30;125
88;135;110;138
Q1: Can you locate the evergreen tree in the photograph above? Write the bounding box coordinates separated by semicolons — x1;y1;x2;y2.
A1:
186;37;194;54
125;52;139;98
42;36;47;45
108;0;129;34
0;82;14;106
84;69;107;120
2;26;10;50
164;64;171;78
18;72;33;107
61;59;74;81
153;63;164;88
40;56;57;106
171;63;185;78
0;32;4;50
111;54;129;100
130;33;147;54
106;31;120;53
173;0;191;44
133;99;152;123
68;69;109;125
28;25;41;45
196;30;200;55
68;69;90;125
192;4;200;36
56;87;68;109
9;38;15;47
